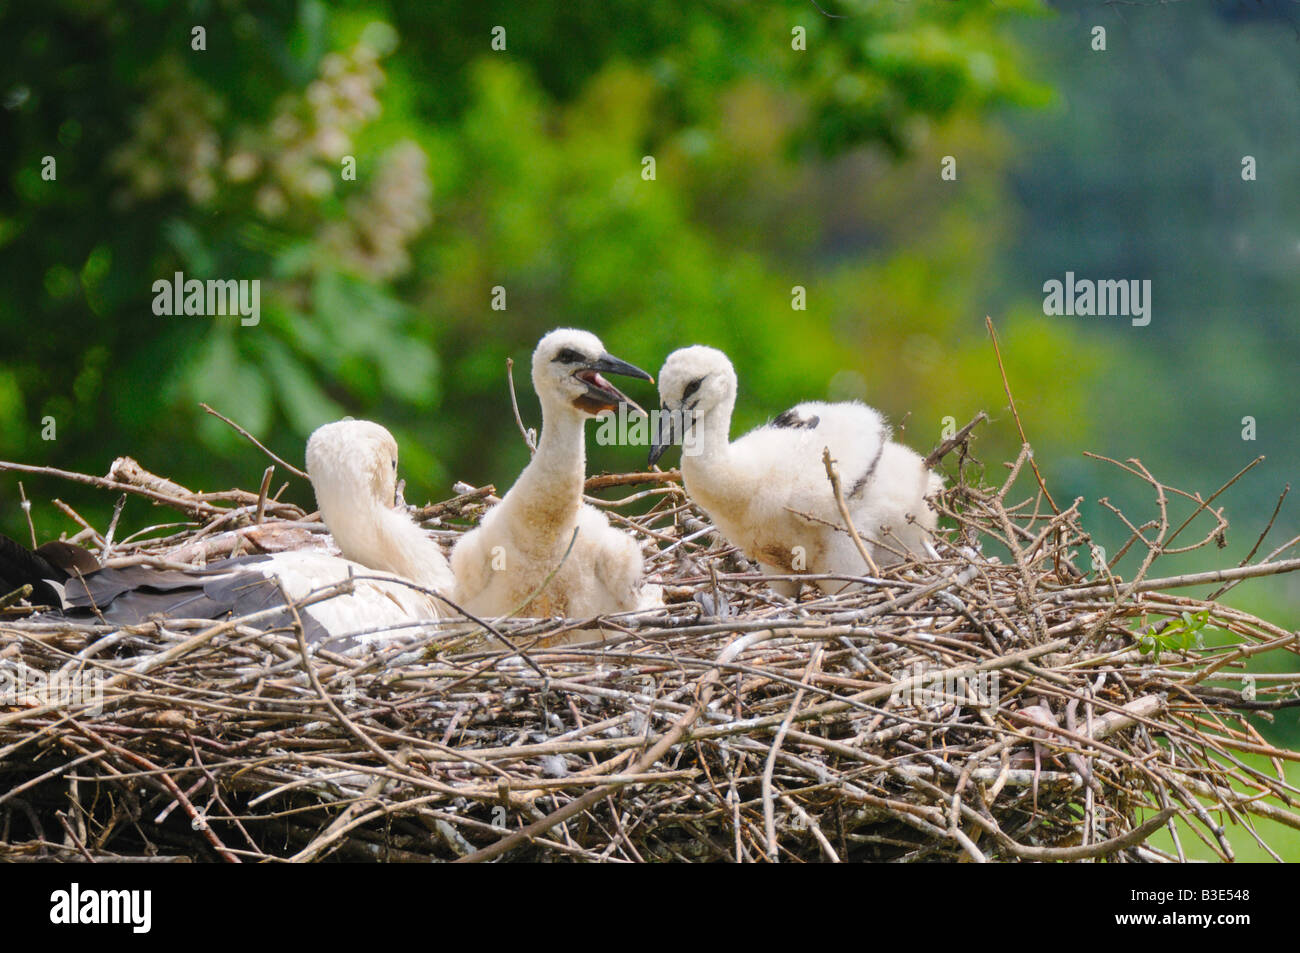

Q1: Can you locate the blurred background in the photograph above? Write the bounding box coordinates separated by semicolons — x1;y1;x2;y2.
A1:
1;0;1297;853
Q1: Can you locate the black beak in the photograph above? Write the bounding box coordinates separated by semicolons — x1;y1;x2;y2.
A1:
648;402;676;466
574;352;653;416
589;352;653;383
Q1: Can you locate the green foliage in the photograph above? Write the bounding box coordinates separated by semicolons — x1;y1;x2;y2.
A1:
0;0;1071;535
1133;610;1218;663
999;1;1300;557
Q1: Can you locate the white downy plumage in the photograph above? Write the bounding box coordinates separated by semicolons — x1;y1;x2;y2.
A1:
451;329;661;620
226;548;440;651
650;345;942;594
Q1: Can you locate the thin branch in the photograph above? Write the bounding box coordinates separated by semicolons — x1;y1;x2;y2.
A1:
199;402;309;480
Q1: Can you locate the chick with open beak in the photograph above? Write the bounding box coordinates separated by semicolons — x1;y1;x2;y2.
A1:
449;328;662;625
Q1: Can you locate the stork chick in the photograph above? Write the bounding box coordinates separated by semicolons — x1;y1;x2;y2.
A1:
451;329;660;620
649;346;941;594
305;418;455;600
0;419;454;652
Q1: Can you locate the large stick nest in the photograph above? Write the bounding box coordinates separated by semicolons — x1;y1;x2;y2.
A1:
2;417;1299;862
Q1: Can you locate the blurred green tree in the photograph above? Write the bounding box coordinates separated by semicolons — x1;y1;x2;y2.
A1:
0;0;1074;541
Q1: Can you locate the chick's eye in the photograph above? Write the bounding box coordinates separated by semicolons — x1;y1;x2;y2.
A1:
682;377;705;400
553;348;585;364
391;459;398;471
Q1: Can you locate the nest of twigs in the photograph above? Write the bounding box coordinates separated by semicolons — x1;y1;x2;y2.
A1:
2;413;1299;863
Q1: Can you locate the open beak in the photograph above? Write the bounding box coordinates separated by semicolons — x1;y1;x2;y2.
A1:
574;352;653;417
648;402;677;466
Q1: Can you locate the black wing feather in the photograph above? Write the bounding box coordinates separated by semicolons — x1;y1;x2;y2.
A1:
772;409;821;430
